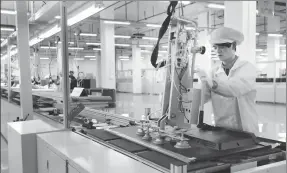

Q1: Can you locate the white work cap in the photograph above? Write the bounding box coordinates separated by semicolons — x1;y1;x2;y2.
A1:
210;27;244;45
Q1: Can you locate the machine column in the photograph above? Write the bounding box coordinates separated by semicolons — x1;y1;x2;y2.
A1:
6;39;12;102
33;48;40;78
100;6;116;89
267;16;281;78
132;41;142;94
224;1;257;66
15;1;33;119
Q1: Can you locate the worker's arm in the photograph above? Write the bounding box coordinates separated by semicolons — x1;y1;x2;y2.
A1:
202;81;211;103
212;63;256;98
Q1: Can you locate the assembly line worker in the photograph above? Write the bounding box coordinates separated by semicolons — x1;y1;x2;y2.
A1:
195;27;259;135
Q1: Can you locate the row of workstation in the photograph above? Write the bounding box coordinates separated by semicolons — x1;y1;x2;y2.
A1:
2;87;286;173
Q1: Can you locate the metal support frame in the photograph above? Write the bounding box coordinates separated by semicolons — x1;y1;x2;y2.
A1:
7;39;11;102
60;1;70;129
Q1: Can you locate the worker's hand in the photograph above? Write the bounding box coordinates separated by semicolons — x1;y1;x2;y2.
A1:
194;67;213;88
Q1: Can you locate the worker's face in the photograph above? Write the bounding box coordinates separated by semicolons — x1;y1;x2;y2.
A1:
213;43;235;62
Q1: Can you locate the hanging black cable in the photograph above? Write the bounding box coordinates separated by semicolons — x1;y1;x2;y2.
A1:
150;1;178;68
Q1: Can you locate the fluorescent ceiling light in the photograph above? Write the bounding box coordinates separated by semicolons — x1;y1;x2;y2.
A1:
142;37;158;41
1;9;16;15
256;33;259;36
260;53;267;56
90;58;97;60
93;48;101;51
74;58;84;60
114;35;131;39
11;45;16;48
80;33;97;37
56;41;74;44
86;42;101;45
68;5;104;26
159;50;167;53
256;49;263;52
139;45;154;48
268;34;283;37
119;56;129;59
1;27;15;31
104;21;130;25
40;46;57;49
84;55;96;58
40;57;49;60
69;47;84;50
207;4;225;9
115;44;130;47
120;59;129;61
54;15;61;19
146;24;161;28
141;50;151;53
162;45;168;48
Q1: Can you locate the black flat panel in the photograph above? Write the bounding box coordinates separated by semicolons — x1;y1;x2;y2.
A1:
86;129;121;141
108;139;148;153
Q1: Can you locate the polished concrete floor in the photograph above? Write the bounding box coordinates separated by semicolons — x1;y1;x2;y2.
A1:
1;93;286;172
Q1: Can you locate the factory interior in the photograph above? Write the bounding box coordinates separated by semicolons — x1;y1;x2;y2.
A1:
1;1;286;173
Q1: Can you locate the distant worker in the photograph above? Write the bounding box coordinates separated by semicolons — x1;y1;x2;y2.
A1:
195;27;259;135
69;71;77;91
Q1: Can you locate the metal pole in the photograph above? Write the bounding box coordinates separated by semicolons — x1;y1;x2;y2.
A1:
60;1;70;129
7;39;11;102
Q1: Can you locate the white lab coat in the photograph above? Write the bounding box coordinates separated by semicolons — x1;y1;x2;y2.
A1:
204;59;259;135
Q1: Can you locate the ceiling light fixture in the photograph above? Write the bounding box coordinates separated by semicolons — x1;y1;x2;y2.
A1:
207;3;225;9
80;33;97;37
1;27;15;31
69;47;84;50
54;15;61;19
268;34;283;37
1;9;16;15
162;45;168;48
104;21;130;25
93;48;101;51
68;5;105;26
115;44;130;47
86;42;101;45
90;58;97;60
256;33;259;36
74;58;84;60
141;50;151;53
119;56;129;59
40;46;57;49
142;37;158;41
256;49;263;52
120;59;129;61
40;57;49;60
84;55;96;58
114;35;131;39
146;24;161;28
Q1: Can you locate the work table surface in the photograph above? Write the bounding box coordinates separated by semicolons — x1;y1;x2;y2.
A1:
37;130;163;173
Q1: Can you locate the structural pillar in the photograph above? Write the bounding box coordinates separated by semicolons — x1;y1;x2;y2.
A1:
100;7;116;89
132;42;142;94
224;1;257;66
95;51;101;87
15;1;33;118
196;12;212;73
6;39;12;102
267;16;281;78
33;48;40;78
